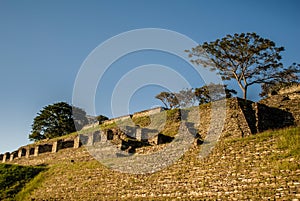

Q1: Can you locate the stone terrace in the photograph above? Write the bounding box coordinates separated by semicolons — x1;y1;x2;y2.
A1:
10;127;300;200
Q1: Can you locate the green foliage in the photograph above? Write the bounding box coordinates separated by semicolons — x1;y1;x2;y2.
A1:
96;109;182;137
96;115;109;124
195;84;236;104
166;108;181;122
155;89;197;109
0;164;45;200
156;108;181;137
29;102;88;141
100;122;117;130
174;88;197;108
260;80;299;97
131;110;182;131
156;85;236;108
186;32;300;99
155;91;179;109
132;115;151;127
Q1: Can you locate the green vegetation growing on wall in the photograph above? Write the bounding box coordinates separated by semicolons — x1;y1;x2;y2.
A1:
132;115;151;127
97;109;182;138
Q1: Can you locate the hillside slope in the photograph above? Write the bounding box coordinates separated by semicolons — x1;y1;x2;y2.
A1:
13;126;300;200
0;164;45;200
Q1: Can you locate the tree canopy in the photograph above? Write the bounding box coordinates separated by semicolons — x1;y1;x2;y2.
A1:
155;92;179;109
155;84;236;108
174;88;197;108
155;89;196;109
260;81;299;98
29;102;88;141
194;84;236;104
96;115;109;124
186;32;300;99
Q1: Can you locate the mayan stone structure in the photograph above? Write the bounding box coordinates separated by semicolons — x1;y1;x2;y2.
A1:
1;86;299;163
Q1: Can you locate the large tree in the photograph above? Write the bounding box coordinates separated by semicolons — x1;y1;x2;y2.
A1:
29;102;88;141
186;32;300;99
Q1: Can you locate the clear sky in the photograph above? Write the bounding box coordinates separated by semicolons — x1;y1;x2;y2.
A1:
0;0;299;153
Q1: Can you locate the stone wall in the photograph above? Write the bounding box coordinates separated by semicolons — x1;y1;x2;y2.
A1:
132;107;165;118
259;88;300;126
81;122;99;130
101;107;164;126
2;152;10;163
197;98;253;139
278;83;300;95
102;115;132;126
1;136;81;163
254;103;295;132
16;127;300;200
2;91;299;163
197;96;299;140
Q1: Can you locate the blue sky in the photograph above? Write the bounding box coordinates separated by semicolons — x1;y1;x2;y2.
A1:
0;0;299;153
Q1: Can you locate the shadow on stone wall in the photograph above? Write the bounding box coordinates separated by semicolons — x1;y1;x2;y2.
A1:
255;103;295;132
237;99;295;134
237;99;258;134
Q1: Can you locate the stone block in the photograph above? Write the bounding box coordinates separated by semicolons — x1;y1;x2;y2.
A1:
18;148;27;158
79;133;94;146
149;134;174;145
52;141;58;153
136;128;142;141
79;134;88;145
93;131;101;143
123;126;136;138
2;152;10;163
73;136;81;148
34;146;40;156
100;132;107;143
10;151;18;161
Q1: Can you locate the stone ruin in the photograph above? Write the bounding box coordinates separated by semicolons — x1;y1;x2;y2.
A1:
0;125;172;163
1;85;299;163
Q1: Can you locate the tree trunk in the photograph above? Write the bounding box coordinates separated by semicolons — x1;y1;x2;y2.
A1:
243;86;247;100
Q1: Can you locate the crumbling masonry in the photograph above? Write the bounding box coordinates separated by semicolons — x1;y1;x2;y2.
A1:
1;85;299;163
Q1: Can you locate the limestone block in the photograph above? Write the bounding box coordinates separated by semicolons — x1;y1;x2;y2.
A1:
73;136;81;149
52;141;59;153
10;151;18;161
34;146;39;156
2;152;10;163
18;148;26;158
